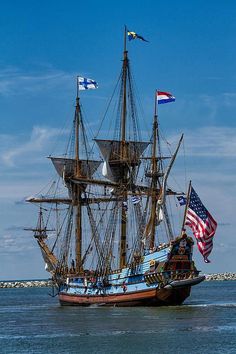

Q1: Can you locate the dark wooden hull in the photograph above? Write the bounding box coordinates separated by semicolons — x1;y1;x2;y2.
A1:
59;286;191;307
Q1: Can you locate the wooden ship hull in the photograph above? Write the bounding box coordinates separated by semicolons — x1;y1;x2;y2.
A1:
57;242;205;307
59;287;191;307
58;278;205;307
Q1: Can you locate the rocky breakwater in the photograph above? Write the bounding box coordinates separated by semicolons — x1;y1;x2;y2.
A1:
205;273;236;281
0;280;53;288
1;274;236;288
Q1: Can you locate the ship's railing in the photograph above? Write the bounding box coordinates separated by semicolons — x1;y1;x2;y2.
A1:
145;270;200;286
62;269;200;290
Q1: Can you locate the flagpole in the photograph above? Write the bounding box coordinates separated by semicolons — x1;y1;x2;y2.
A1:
181;180;192;233
155;89;158;116
75;76;80;176
76;75;79;99
124;25;127;52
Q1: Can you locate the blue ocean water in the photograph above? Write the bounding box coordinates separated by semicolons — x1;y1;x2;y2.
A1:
0;281;236;354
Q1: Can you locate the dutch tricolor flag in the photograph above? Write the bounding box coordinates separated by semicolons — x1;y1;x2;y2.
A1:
157;91;175;104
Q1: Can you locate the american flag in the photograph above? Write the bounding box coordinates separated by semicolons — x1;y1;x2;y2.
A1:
183;187;217;263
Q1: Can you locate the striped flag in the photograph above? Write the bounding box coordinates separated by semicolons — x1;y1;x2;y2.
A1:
157;91;175;104
184;187;217;263
131;195;141;205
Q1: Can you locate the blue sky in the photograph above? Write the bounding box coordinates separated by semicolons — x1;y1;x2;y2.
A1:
0;0;235;280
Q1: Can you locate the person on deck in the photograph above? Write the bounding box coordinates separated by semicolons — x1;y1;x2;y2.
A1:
84;277;88;293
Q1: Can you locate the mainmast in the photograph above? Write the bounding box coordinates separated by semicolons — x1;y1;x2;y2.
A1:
119;26;129;268
121;27;128;144
94;27;149;269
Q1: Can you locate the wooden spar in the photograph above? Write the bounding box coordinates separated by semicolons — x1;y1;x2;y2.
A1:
26;190;182;207
150;90;159;248
74;91;82;274
36;238;58;271
121;35;128;144
154;134;184;241
121;24;128;143
141;156;171;160
124;24;127;53
26;197;72;204
72;177;118;188
75;97;79;176
119;26;128;268
75;190;82;273
25;207;58;271
120;198;127;268
157;134;184;207
181;180;192;232
72;176;182;195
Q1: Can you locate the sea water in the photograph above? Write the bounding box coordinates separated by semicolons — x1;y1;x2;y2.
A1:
0;281;235;354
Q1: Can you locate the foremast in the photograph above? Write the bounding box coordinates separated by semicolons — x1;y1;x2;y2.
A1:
27;81;101;277
74;92;83;274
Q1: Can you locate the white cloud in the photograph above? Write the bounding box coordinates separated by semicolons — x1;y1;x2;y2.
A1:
223;93;236;107
0;233;35;255
0;125;71;200
0;126;67;167
1;124;235;201
168;126;236;158
0;67;75;96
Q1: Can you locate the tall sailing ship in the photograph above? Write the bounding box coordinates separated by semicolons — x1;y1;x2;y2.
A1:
26;29;217;306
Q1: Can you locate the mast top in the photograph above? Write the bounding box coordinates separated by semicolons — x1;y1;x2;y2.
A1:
154;89;158;117
124;25;127;53
76;75;79;99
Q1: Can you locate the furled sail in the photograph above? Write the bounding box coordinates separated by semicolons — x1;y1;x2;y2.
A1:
49;157;101;179
95;139;149;182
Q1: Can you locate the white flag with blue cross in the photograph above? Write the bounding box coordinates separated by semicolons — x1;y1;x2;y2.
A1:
78;77;98;90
